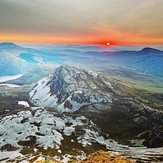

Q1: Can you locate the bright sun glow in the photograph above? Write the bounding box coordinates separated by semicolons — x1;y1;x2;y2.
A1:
106;42;110;46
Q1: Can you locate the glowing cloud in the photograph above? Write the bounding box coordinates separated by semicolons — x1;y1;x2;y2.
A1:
0;0;163;45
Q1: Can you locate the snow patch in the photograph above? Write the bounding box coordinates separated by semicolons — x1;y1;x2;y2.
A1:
0;74;23;82
18;101;30;107
0;84;21;87
0;108;123;152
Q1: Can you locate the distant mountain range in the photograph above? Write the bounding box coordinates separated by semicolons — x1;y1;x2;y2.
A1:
0;42;163;78
0;42;34;75
0;42;24;50
0;42;63;75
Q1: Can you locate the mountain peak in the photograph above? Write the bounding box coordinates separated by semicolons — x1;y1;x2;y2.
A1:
0;42;22;49
0;42;16;46
54;65;81;75
30;66;113;112
139;47;162;53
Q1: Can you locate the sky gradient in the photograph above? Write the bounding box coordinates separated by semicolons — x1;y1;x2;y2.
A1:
0;0;163;45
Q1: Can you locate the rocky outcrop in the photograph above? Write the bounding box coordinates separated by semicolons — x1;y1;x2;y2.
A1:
30;66;113;112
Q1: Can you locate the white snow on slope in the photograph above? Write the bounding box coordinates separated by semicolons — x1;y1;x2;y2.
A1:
18;101;30;107
30;66;113;112
0;74;23;82
0;108;122;151
0;150;23;163
0;84;21;87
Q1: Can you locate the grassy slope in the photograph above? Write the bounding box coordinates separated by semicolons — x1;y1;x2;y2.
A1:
103;67;163;93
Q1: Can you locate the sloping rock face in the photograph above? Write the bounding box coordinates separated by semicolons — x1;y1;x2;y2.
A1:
79;151;135;163
30;66;113;112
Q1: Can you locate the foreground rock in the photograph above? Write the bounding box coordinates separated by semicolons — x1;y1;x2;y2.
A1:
36;151;135;163
80;151;135;163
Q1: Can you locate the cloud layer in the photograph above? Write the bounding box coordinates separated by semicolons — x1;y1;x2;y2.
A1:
0;0;163;45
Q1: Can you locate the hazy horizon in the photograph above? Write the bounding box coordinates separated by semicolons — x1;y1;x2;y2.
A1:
0;0;163;45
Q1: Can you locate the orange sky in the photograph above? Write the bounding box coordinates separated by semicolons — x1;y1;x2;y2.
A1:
1;33;163;46
0;0;163;46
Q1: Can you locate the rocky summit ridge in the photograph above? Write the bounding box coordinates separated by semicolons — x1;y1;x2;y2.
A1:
30;66;113;112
